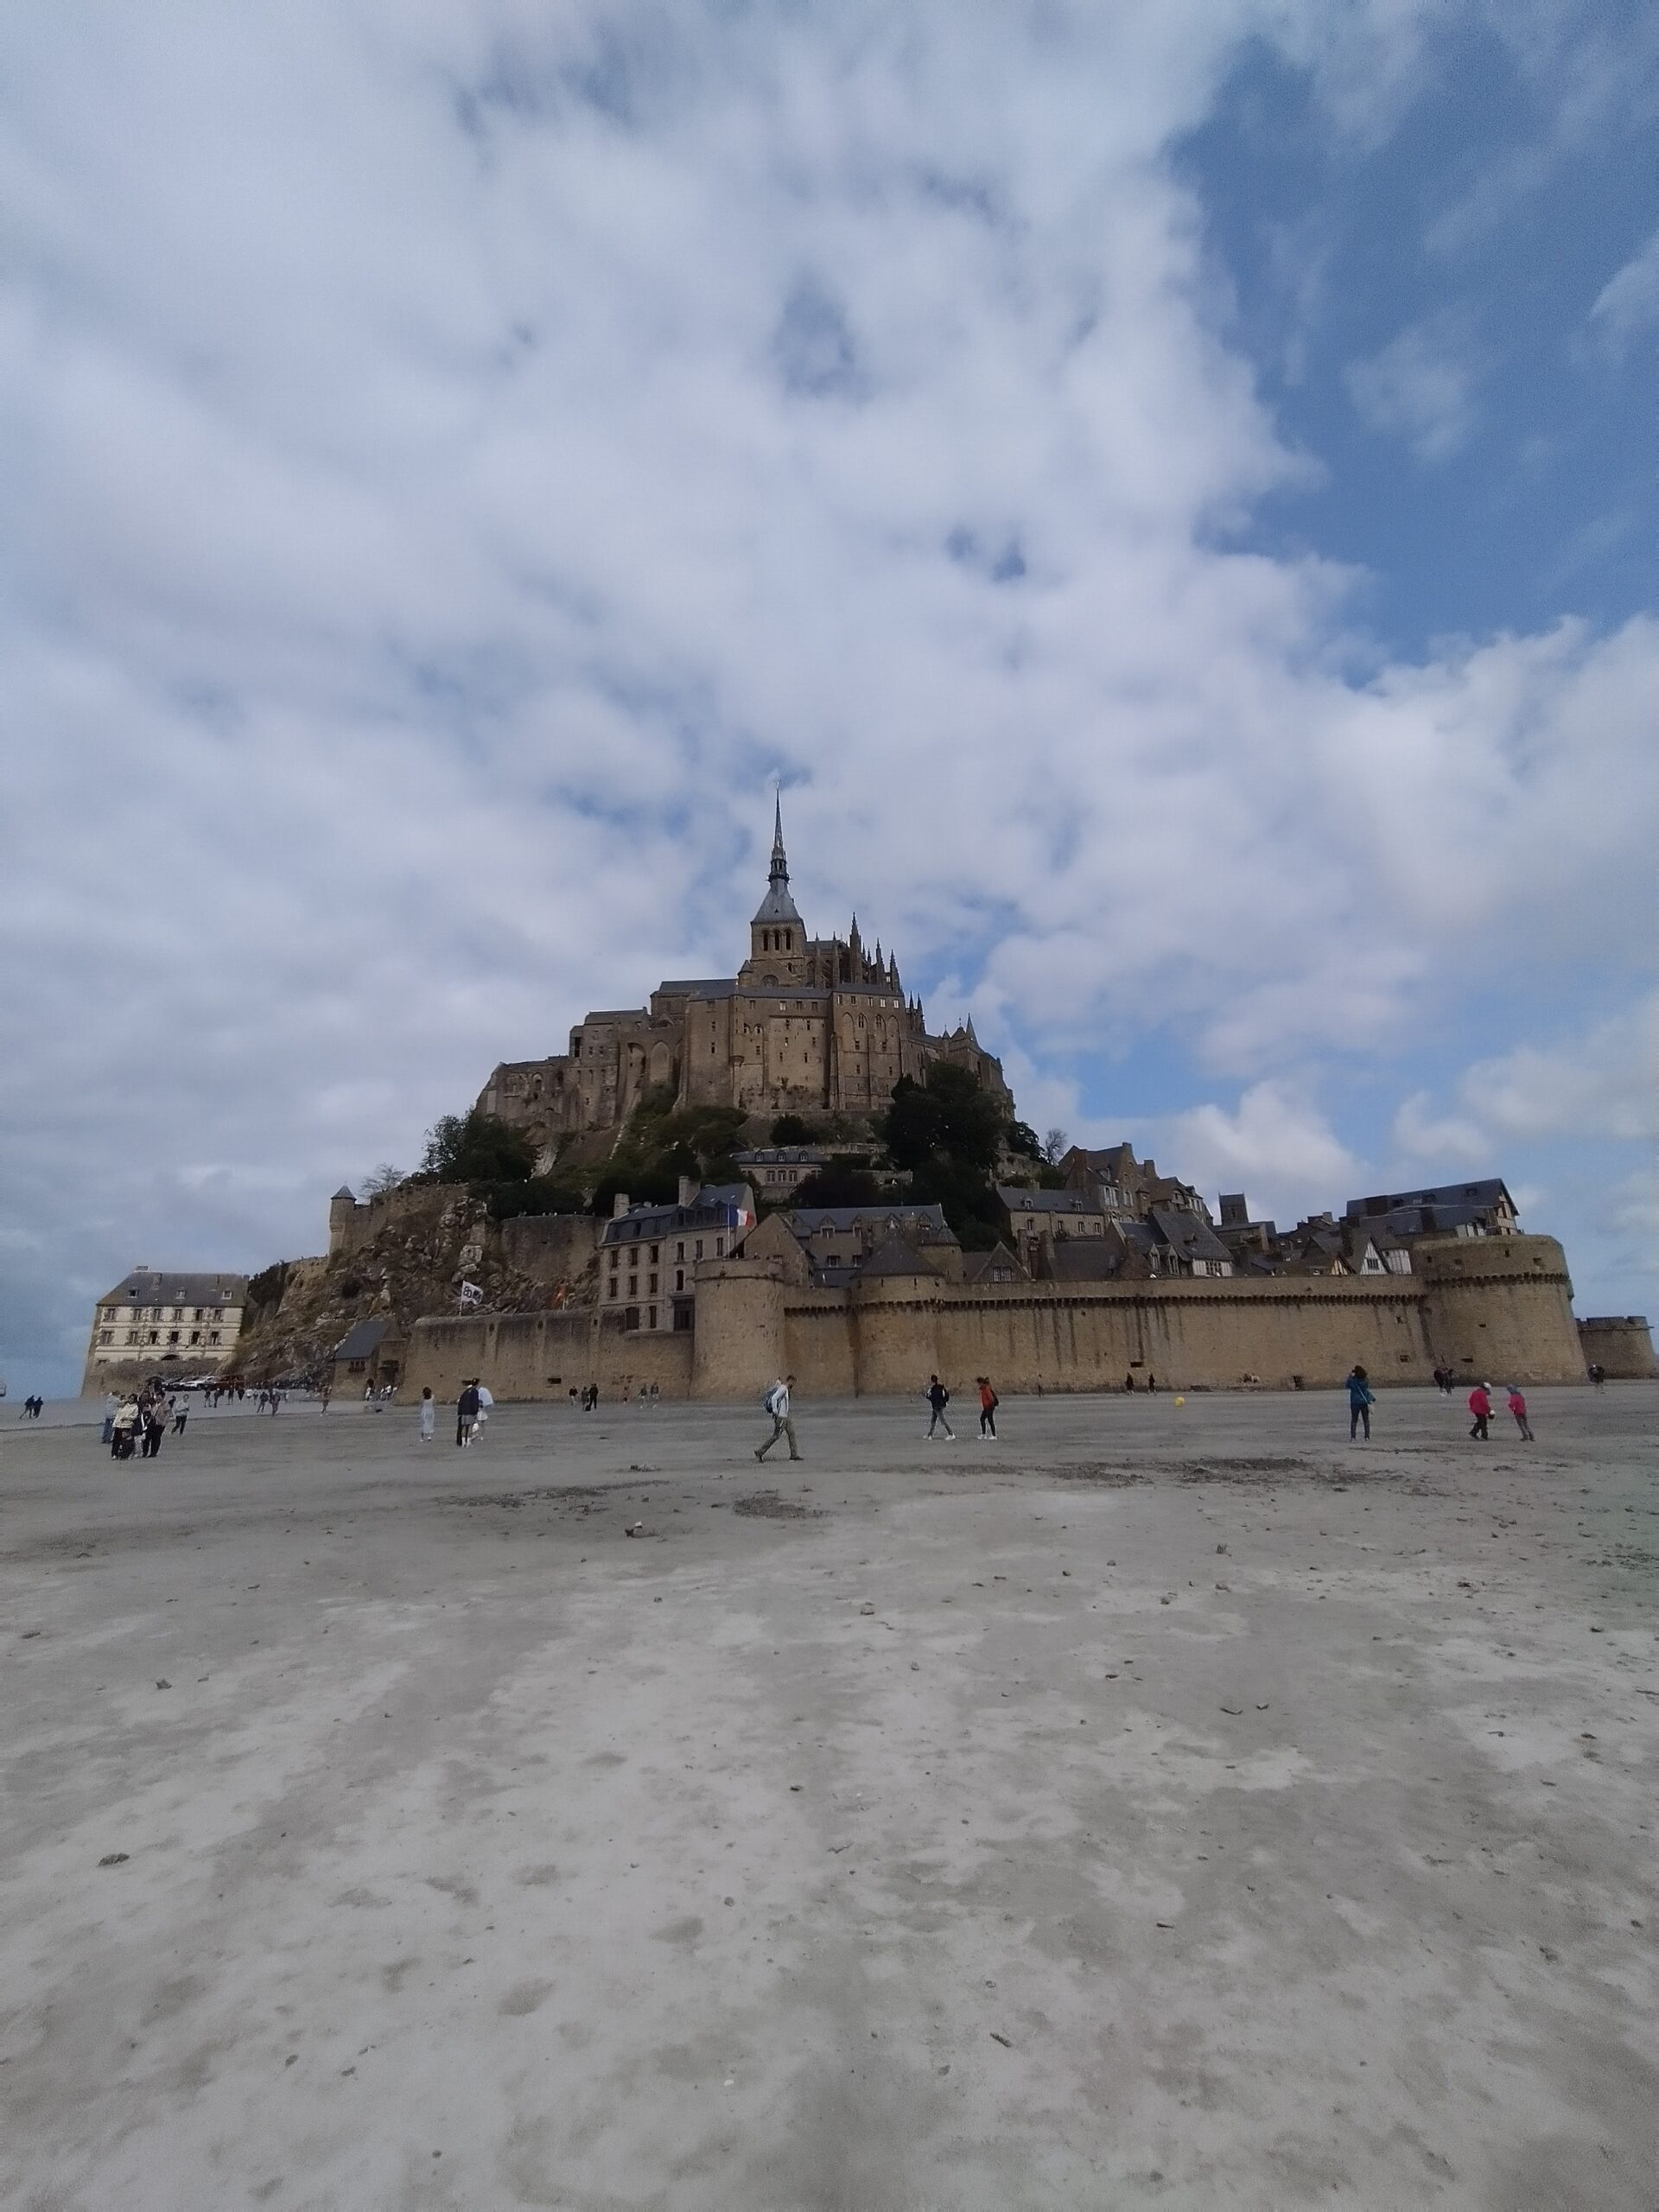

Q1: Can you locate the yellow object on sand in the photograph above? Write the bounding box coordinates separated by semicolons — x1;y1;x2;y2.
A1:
1174;1395;1185;1407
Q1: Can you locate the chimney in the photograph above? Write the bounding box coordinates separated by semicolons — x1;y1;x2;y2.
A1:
612;1191;630;1220
677;1174;698;1209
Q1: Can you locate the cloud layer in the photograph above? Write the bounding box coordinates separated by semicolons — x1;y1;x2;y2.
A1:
2;2;1653;1389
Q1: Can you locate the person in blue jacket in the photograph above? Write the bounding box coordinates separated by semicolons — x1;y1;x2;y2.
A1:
1345;1364;1375;1440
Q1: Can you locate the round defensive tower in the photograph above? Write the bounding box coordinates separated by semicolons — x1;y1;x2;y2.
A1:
1416;1233;1586;1384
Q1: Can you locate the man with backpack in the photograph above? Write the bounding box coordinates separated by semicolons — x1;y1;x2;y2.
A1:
755;1375;799;1462
925;1376;955;1440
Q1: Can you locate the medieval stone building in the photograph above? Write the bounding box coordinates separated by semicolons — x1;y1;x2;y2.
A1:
478;799;1008;1158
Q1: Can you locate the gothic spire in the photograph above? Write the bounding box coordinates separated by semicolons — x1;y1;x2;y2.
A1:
753;786;802;928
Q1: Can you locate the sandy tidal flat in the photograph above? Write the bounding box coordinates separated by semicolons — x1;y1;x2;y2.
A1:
2;1385;1656;2210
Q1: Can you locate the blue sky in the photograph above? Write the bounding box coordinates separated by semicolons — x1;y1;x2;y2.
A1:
1;1;1654;1396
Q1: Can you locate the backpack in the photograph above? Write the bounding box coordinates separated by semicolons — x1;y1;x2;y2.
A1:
988;1389;999;1411
763;1385;783;1416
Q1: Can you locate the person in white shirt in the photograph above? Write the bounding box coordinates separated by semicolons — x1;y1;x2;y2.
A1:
754;1375;800;1462
474;1382;494;1434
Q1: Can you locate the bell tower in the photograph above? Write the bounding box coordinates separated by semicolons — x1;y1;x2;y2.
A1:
748;791;805;972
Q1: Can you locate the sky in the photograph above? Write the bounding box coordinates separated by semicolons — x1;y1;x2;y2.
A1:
2;0;1655;1397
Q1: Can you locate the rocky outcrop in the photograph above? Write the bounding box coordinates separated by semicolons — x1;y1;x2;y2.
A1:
235;1184;569;1382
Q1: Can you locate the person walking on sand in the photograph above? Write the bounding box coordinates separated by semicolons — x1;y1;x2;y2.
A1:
141;1395;167;1459
1506;1384;1534;1441
755;1375;800;1462
474;1382;493;1435
172;1395;188;1437
977;1377;999;1440
1468;1381;1492;1441
924;1376;955;1440
1345;1364;1375;1441
456;1378;480;1446
418;1387;436;1443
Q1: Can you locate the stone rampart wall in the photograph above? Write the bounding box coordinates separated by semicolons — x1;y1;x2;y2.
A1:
1577;1316;1659;1379
926;1276;1433;1395
330;1180;466;1260
397;1236;1585;1401
499;1211;601;1289
1414;1236;1585;1383
404;1310;694;1402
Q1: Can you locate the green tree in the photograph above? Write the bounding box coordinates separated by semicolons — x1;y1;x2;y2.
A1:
791;1163;883;1208
420;1110;537;1185
770;1113;815;1145
1007;1121;1044;1161
882;1064;1003;1177
485;1175;586;1223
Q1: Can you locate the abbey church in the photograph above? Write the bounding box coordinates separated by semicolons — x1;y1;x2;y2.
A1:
479;800;1008;1158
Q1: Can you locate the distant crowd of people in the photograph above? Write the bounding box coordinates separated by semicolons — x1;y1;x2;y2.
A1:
77;1357;1606;1468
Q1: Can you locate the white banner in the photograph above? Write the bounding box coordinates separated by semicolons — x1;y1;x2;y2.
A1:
458;1281;484;1307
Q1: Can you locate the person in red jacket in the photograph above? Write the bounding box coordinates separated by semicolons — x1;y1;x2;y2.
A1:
1506;1385;1534;1440
977;1377;999;1440
1468;1382;1492;1440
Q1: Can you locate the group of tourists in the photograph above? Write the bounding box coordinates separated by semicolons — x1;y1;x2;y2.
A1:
87;1363;1583;1466
105;1382;187;1459
1348;1365;1535;1442
446;1378;494;1446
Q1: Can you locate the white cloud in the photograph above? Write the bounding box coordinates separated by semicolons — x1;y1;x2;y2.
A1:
1390;1094;1487;1169
1156;1083;1363;1223
1395;997;1659;1166
1344;315;1482;460
0;1;1655;1387
1588;230;1659;357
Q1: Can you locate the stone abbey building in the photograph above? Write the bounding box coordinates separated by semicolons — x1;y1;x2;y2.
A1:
479;800;1007;1158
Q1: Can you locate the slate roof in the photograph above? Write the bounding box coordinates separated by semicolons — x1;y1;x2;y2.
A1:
996;1186;1104;1215
752;879;804;925
1045;1243;1129;1282
789;1204;951;1239
1147;1208;1233;1265
856;1236;941;1280
601;1186;753;1244
960;1241;1027;1284
699;1183;757;1218
333;1318;391;1362
101;1270;248;1306
1344;1179;1513;1222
